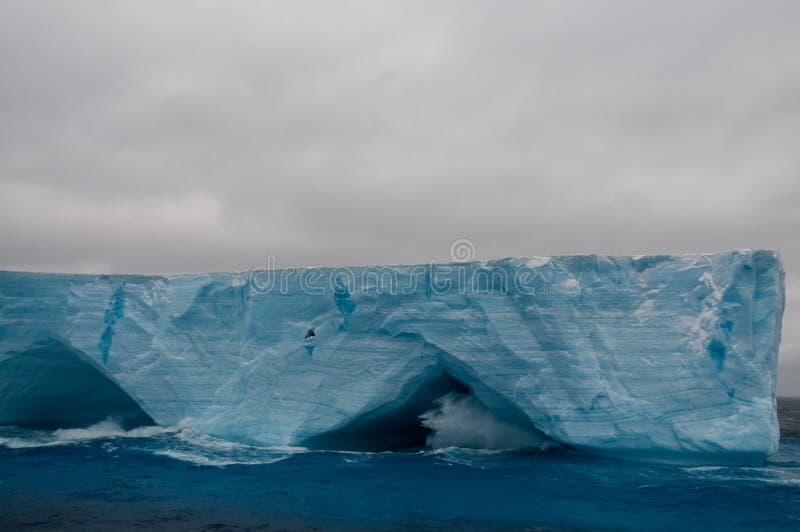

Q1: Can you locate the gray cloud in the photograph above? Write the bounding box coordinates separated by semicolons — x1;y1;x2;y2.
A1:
1;1;798;393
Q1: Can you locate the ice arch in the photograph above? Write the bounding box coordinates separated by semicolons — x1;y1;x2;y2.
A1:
301;368;551;452
0;340;154;430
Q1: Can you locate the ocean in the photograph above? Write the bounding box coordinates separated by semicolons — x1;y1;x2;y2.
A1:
1;398;799;531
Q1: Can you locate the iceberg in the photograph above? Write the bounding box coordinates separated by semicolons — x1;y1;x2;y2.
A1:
0;250;785;464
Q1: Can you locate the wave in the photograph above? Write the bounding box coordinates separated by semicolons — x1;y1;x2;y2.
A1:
0;418;181;449
1;415;545;469
420;392;554;451
0;418;307;467
53;419;178;441
151;427;307;467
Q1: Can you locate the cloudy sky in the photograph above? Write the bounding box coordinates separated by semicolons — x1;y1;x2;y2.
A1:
1;1;798;393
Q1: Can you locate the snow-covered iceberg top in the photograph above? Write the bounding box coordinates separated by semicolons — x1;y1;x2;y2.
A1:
0;250;785;464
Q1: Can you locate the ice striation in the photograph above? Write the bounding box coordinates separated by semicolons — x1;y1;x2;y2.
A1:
0;250;785;464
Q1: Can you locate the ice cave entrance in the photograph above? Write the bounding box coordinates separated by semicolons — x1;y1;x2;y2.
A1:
0;340;155;430
301;371;551;452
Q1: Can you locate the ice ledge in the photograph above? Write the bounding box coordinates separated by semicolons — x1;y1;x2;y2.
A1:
0;250;785;464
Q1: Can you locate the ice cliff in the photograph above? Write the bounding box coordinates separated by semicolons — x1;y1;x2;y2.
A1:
0;250;785;463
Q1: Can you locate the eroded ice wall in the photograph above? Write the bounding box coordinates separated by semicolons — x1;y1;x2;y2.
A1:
0;250;785;463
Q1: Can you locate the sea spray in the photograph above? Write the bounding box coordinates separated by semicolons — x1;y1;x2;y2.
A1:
420;393;553;450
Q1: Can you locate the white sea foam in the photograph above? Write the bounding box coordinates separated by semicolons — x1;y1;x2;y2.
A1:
0;418;182;449
0;419;307;466
0;433;62;449
150;427;307;467
53;419;178;441
152;448;293;467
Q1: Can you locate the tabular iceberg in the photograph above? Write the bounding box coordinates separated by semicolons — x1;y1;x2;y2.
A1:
0;250;785;464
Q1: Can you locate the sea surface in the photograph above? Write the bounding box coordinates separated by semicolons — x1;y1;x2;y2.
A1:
2;399;799;531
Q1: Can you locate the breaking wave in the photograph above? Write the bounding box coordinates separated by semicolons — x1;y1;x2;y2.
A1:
1;406;553;469
153;427;306;467
0;418;305;467
420;392;554;451
53;419;177;441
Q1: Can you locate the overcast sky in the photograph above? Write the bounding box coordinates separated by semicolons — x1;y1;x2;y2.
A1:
0;1;798;393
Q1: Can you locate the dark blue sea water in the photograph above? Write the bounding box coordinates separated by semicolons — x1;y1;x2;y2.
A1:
2;399;799;531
